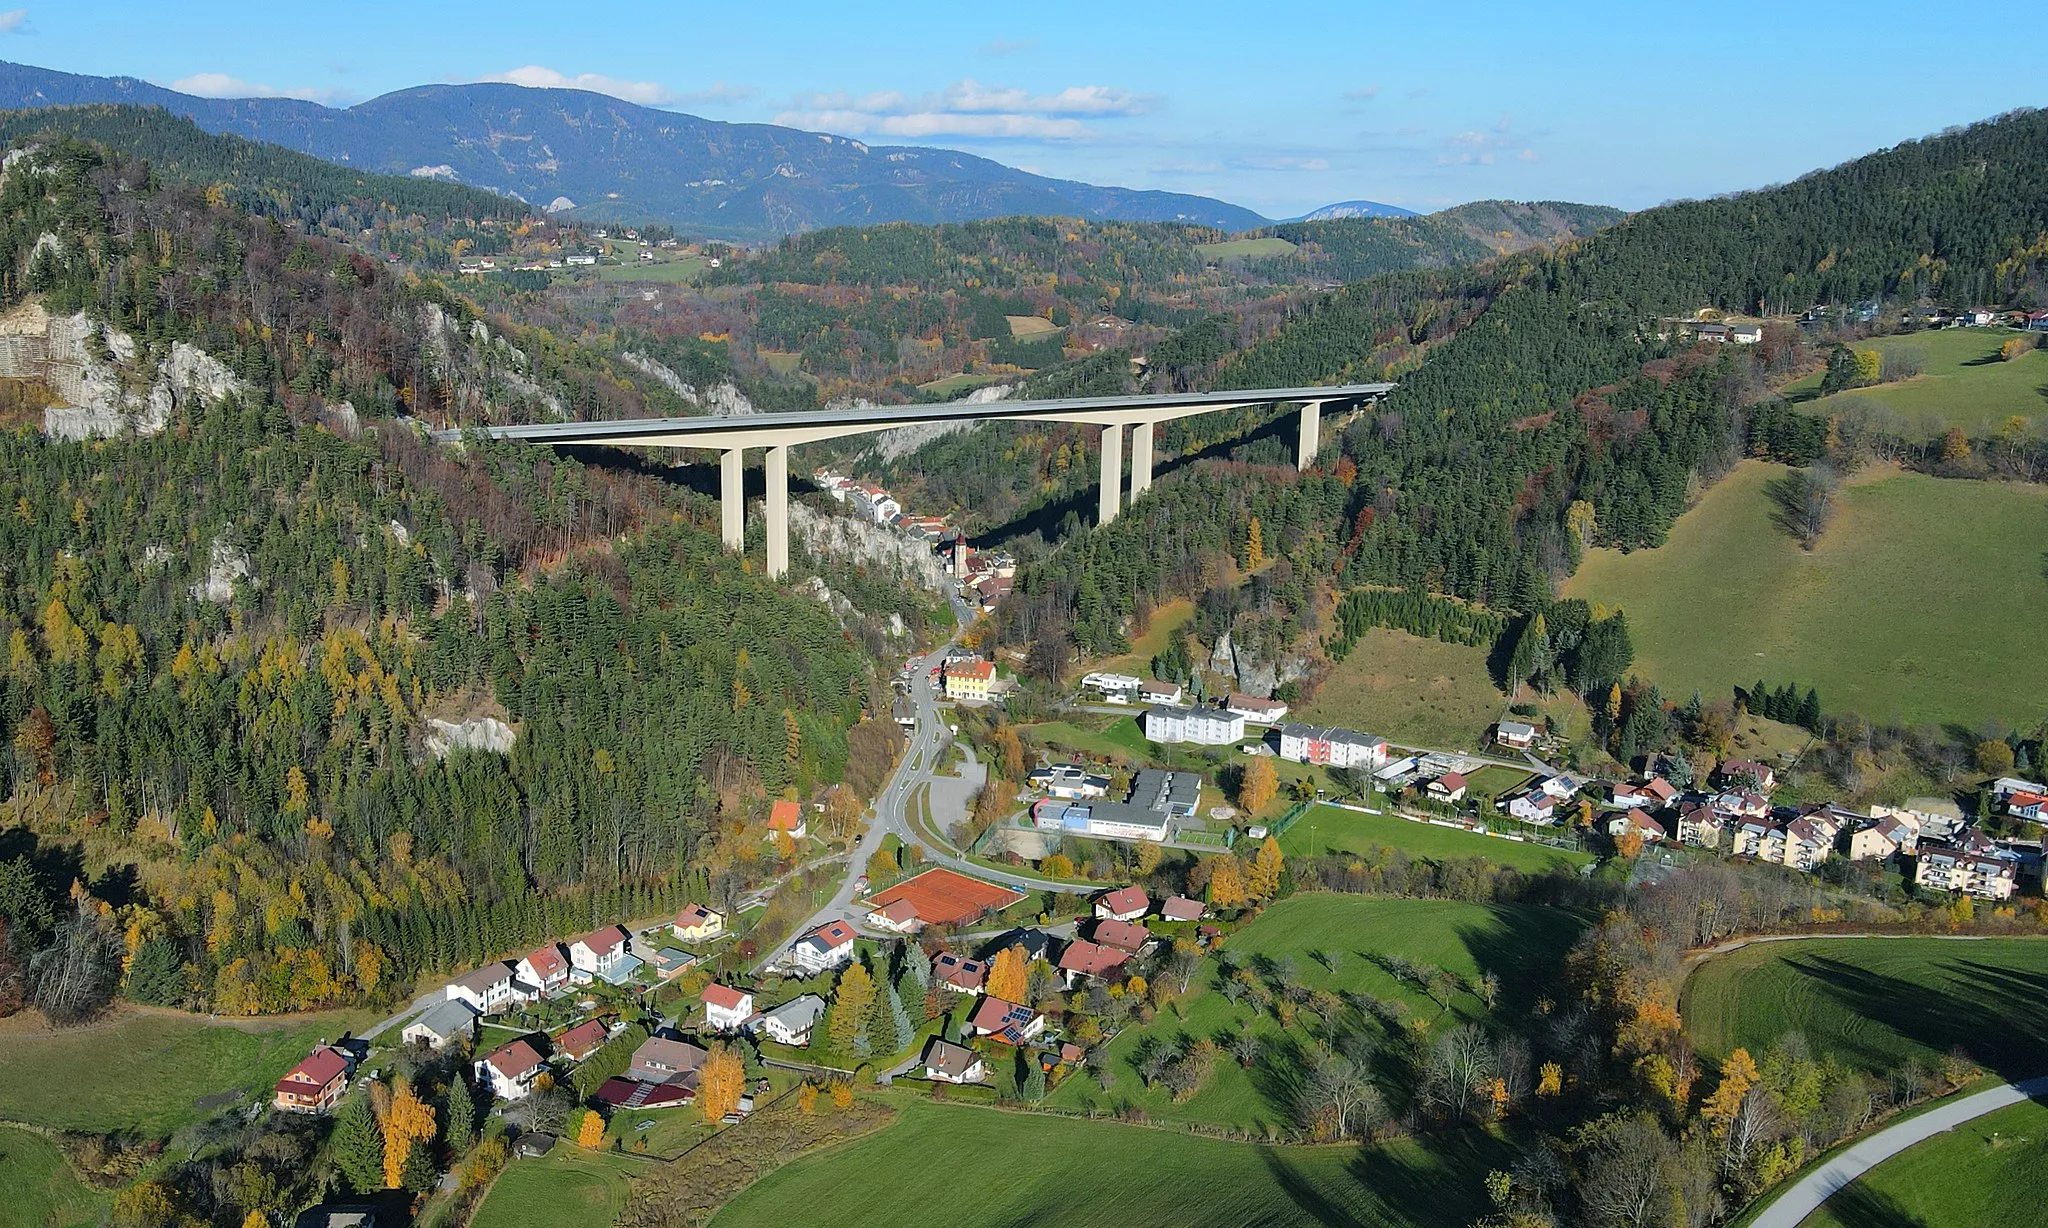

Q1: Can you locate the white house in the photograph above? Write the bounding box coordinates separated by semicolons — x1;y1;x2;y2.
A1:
702;983;755;1033
788;920;858;976
1142;704;1245;746
1494;720;1538;749
1137;680;1183;705
1081;672;1142;698
1276;723;1388;769
1226;693;1289;724
921;1038;987;1085
1608;810;1667;844
1027;764;1111;799
476;1038;546;1102
515;943;572;998
569;926;633;981
446;961;522;1015
1507;791;1561;824
1094;885;1150;922
753;994;827;1046
402;998;478;1050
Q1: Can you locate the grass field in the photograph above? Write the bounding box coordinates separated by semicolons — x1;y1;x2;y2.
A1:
1295;628;1507;751
1194;236;1299;261
472;1146;650;1228
1005;314;1062;339
1565;460;2048;728
710;1099;1512;1228
1078;597;1195;683
1462;764;1536;799
1784;328;2048;434
0;1008;369;1136
1798;1096;2048;1228
0;1126;108;1228
1278;805;1592;871
756;349;802;375
1681;937;2048;1080
1047;896;1590;1130
587;256;708;284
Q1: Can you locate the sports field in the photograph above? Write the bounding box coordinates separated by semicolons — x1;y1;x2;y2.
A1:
1681;936;2048;1079
1566;461;2048;728
0;1007;370;1136
1046;895;1589;1130
0;1126;108;1228
1278;804;1591;871
1194;236;1299;261
1294;627;1507;751
1798;1097;2048;1228
1786;327;2048;434
472;1145;650;1228
861;866;1025;926
710;1099;1511;1228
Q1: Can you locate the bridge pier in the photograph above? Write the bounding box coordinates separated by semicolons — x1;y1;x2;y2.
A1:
765;444;789;579
1098;423;1123;525
1130;420;1155;497
720;448;745;551
1298;401;1323;471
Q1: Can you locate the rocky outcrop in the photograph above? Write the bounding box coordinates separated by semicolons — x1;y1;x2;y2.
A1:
189;540;253;604
863;382;1012;461
425;716;516;757
0;302;250;440
789;501;949;594
418;302;566;421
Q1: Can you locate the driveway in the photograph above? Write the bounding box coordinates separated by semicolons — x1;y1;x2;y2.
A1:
1747;1075;2048;1227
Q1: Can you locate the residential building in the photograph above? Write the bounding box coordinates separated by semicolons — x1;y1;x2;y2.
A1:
1782;818;1832;870
1027;764;1111;799
788;920;858;976
1161;895;1206;923
1426;772;1468;803
1225;693;1289;724
1710;790;1772;818
967;996;1046;1045
1507;791;1562;825
1276;723;1389;769
1057;939;1129;988
1608;810;1667;844
2006;791;2047;822
274;1046;354;1113
569;926;633;981
625;1036;708;1085
672;903;726;943
476;1039;546;1102
1694;321;1730;342
1537;773;1586;800
1916;843;2018;900
980;928;1053;965
944;659;995;702
1719;759;1777;792
702;984;755;1033
1142;704;1245;746
1494;720;1538;750
1613;778;1678;810
754;994;827;1046
1730;818;1784;861
446;961;522;1015
1730;323;1763;344
932;952;986;994
515;943;571;998
1674;803;1726;849
1081;672;1143;698
1846;820;1906;862
1094;918;1152;955
1138;680;1183;705
1095;885;1150;921
921;1038;987;1084
866;898;922;934
766;799;807;842
554;1019;611;1063
401;999;479;1051
1866;808;1924;854
1992;777;2048;802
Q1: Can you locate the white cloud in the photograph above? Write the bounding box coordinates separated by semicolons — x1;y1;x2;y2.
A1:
776;110;1093;140
774;77;1154;141
1437;115;1536;166
481;65;679;106
170;72;332;102
1342;84;1382;101
0;9;27;34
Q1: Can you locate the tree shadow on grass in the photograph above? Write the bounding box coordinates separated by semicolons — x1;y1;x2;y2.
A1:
1809;1182;1933;1228
1782;953;2048;1082
1452;906;1595;1019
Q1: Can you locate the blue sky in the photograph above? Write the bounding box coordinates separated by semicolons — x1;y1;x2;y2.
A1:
13;1;2041;218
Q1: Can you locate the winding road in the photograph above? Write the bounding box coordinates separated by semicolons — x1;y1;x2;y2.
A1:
1747;1075;2048;1227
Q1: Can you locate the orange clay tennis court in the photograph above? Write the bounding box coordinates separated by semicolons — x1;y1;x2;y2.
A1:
863;867;1025;926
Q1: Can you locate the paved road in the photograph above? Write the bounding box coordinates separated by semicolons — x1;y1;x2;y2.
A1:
1748;1075;2048;1228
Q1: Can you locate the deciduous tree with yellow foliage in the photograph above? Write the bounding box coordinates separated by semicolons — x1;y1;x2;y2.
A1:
698;1044;746;1122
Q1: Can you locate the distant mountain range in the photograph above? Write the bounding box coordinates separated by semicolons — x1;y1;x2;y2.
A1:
1291;199;1417;220
0;60;1281;240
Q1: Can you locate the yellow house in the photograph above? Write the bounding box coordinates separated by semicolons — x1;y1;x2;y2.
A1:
944;659;994;702
672;903;726;943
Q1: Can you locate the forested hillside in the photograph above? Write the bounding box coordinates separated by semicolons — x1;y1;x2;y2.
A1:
0;136;900;1021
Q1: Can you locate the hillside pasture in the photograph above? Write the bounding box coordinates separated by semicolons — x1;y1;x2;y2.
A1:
1565;461;2048;728
0;1126;108;1228
0;1007;370;1136
1295;627;1507;751
709;1099;1513;1228
1798;1097;2048;1228
471;1145;649;1228
1278;805;1591;872
1004;314;1062;339
1787;327;2048;434
1194;236;1299;261
1681;936;2048;1081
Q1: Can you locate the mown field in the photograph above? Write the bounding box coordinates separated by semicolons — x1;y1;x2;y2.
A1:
1799;1097;2048;1228
1294;627;1508;751
1046;895;1589;1131
1278;805;1592;872
0;1126;109;1228
709;1099;1513;1228
472;1145;652;1228
1194;236;1299;261
1681;937;2048;1080
0;1008;369;1136
1785;327;2048;434
1566;461;2048;728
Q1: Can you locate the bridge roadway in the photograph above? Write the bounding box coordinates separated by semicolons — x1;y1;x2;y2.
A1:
437;383;1393;578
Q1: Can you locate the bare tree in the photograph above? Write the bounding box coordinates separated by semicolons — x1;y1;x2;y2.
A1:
1297;1055;1384;1141
1577;1113;1673;1228
28;902;122;1026
1420;1024;1498;1121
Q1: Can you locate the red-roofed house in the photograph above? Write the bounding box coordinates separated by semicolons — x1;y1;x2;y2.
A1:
931;951;986;994
1093;919;1152;955
767;799;807;841
702;983;756;1033
1094;885;1149;921
1161;895;1206;923
2007;791;2047;822
516;943;571;997
1613;778;1678;810
944;658;996;702
966;995;1045;1045
274;1045;354;1113
866;897;923;934
569;926;633;980
1057;939;1129;988
555;1019;611;1063
672;903;726;943
789;920;857;976
1607;810;1667;844
1427;772;1468;803
477;1038;547;1101
1719;759;1777;792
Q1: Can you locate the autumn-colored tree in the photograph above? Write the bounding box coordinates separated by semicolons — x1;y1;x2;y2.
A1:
1975;739;2016;775
1238;758;1277;814
829;1079;854;1111
1854;348;1882;385
821;786;863;843
1702;1047;1759;1134
1207;855;1249;910
986;945;1029;1002
698;1043;746;1122
380;1077;437;1189
1248;836;1284;899
1243;516;1264;569
1615;829;1644;860
2001;335;2036;361
991;723;1025;781
1941;426;1972;461
1040;853;1075;878
831;961;877;1050
797;1081;819;1116
1536;1061;1564;1097
577;1107;607;1148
